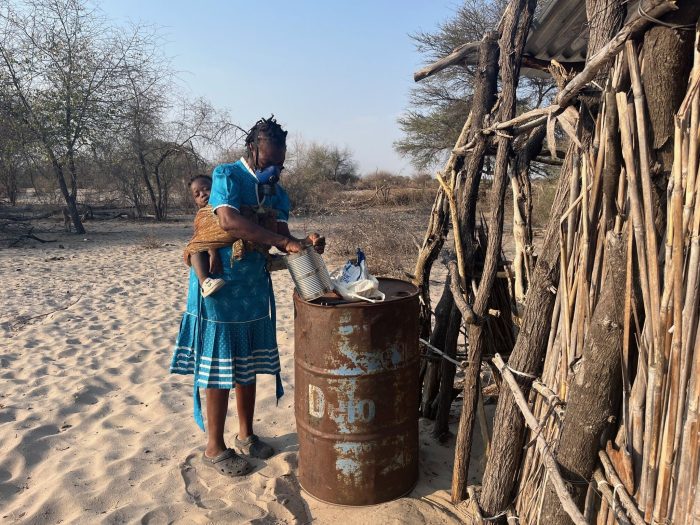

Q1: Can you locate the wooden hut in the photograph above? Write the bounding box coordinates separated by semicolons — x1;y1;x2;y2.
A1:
413;1;700;523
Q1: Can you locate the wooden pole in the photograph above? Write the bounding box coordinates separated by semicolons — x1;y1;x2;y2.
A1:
428;31;500;428
450;0;537;503
652;116;686;524
625;40;662;367
593;468;632;525
511;126;545;304
413;41;480;82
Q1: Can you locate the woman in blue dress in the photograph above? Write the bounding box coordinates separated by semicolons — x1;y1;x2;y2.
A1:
170;117;324;476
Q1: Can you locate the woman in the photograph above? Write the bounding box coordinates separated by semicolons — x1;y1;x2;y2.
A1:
170;116;324;476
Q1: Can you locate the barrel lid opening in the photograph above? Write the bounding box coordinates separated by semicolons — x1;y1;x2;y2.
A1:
298;277;419;307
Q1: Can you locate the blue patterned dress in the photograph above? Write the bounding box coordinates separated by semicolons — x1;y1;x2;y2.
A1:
170;158;290;430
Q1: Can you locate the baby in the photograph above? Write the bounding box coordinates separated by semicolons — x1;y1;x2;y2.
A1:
185;175;231;297
184;175;287;297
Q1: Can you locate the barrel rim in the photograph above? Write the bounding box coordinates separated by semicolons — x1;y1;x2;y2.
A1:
297;478;418;508
293;277;419;309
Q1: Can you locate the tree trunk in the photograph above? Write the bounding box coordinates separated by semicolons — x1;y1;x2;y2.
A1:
432;305;462;437
153;164;166;220
457;31;500;241
585;0;626;85
137;149;161;221
450;0;537;504
478;143;575;517
0;158;19;206
540;231;627;525
421;280;455;418
67;148;78;201
51;158;85;234
640;7;697;234
133;125;163;221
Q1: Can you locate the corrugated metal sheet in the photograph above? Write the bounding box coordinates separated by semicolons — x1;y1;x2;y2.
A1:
525;0;589;62
524;0;641;64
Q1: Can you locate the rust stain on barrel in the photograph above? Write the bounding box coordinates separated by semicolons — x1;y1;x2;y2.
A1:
294;278;420;506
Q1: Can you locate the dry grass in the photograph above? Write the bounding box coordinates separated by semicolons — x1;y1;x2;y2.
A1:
324;207;430;278
289;183;438;215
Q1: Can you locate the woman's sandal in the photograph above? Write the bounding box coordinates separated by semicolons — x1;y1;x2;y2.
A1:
235;434;274;459
202;448;251;477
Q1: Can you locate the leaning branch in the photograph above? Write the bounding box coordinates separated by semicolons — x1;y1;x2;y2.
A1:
413;42;480;82
599;450;646;525
414;46;584;83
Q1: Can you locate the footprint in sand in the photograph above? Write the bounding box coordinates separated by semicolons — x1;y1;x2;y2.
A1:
178;452;266;521
255;451;296;479
0;408;16;423
139;503;211;525
0;467;12;483
252;473;311;524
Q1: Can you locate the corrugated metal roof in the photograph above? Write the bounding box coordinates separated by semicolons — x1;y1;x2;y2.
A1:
524;0;641;64
525;0;589;62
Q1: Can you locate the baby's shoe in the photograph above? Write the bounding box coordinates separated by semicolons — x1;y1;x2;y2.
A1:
202;278;225;297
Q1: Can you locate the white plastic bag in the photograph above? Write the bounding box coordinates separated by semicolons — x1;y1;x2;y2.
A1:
331;249;385;303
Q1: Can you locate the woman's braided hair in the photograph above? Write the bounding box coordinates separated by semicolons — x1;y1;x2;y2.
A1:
245;115;287;150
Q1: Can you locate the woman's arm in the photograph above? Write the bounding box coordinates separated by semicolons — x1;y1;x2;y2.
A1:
216;207;302;253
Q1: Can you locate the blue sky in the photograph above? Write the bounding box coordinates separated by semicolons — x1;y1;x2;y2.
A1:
99;1;458;175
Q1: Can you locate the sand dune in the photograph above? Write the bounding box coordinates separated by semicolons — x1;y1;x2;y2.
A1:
1;218;482;524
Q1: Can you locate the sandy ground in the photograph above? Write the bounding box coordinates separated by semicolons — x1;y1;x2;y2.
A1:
0;217;487;525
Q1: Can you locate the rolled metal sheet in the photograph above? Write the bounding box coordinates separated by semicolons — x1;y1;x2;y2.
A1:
285;247;333;301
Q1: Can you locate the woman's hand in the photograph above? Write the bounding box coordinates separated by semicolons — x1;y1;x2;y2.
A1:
305;233;326;254
277;237;304;254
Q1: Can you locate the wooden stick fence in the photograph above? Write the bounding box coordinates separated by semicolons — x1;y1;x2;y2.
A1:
411;1;700;523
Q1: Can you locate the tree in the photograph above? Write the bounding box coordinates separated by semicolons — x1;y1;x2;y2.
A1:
301;143;359;185
395;0;554;170
117;33;238;219
0;0;142;233
0;112;30;205
284;140;359;210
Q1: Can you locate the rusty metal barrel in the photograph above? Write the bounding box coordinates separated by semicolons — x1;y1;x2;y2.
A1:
293;278;420;506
